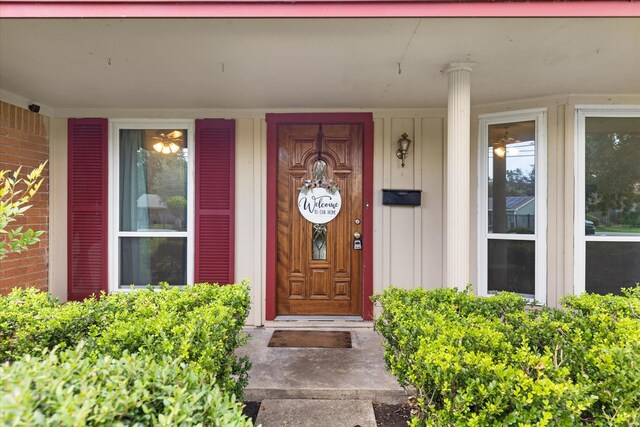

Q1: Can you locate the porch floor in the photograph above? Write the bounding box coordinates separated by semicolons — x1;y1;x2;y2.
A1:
237;327;407;404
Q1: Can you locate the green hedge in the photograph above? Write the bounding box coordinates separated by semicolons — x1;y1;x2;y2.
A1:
1;282;253;426
0;345;252;426
0;287;93;361
0;282;251;399
373;286;640;426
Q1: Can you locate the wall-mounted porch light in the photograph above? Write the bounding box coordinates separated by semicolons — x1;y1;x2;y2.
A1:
396;133;412;168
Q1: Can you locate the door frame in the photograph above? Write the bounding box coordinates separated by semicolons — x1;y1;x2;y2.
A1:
265;113;374;321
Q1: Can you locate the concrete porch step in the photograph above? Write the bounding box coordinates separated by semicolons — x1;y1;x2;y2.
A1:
237;328;407;404
255;399;377;427
244;387;404;403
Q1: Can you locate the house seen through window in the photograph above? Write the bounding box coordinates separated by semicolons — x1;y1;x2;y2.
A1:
478;110;547;303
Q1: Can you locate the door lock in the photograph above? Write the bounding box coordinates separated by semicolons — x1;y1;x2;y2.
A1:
353;232;362;250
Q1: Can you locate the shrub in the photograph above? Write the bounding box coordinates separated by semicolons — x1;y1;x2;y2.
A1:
0;288;93;362
0;282;252;399
508;226;534;234
87;282;252;398
585;213;601;227
373;286;640;426
0;344;253;426
0;162;47;259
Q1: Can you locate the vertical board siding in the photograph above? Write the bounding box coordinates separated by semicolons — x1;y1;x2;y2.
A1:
67;118;108;300
195;119;235;284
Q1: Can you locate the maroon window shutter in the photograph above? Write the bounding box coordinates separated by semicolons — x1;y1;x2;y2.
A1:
67;118;108;300
195;119;235;284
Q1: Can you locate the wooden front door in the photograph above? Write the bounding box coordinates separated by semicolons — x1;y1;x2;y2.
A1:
276;123;363;315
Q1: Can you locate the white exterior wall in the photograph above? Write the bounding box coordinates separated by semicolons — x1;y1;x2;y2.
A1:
46;95;640;324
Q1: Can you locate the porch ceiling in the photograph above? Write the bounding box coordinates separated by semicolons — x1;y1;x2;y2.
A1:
0;18;638;110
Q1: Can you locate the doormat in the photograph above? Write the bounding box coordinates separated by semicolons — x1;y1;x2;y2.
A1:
268;330;352;348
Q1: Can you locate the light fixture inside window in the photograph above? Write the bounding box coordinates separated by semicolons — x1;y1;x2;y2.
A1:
153;141;180;154
152;131;183;154
493;127;518;159
493;144;506;159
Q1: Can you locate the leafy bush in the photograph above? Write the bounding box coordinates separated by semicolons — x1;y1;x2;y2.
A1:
508;226;534;234
0;282;252;399
0;344;253;426
373;286;640;426
585;213;601;227
0;162;47;259
0;288;94;362
86;282;252;398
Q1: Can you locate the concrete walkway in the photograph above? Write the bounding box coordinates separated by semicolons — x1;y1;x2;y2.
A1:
236;327;407;426
255;399;377;427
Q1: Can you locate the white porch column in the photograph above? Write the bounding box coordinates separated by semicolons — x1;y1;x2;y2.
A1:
444;62;475;289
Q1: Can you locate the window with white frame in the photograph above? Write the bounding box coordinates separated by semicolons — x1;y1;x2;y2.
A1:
111;121;195;289
478;109;547;303
575;108;640;295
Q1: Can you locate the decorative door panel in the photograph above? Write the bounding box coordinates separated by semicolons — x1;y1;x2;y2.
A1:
276;123;363;315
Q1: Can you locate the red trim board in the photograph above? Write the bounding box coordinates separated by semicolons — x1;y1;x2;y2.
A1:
2;2;638;18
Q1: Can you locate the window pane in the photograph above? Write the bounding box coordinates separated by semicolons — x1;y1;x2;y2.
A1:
488;121;536;234
120;129;188;232
586;242;640;295
585;117;640;237
119;237;187;287
488;239;535;297
312;223;327;260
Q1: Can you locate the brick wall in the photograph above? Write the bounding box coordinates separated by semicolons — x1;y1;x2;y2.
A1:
0;101;49;295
